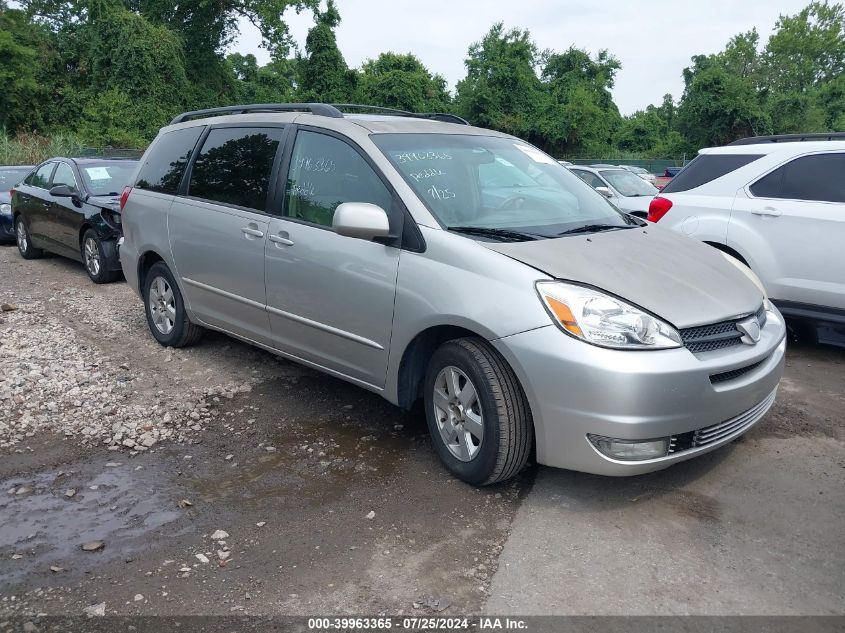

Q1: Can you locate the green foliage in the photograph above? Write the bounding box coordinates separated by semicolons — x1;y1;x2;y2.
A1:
355;53;451;112
297;0;355;102
0;130;85;165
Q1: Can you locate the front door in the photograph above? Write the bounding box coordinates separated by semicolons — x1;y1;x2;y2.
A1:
46;161;84;257
168;125;285;343
20;162;56;247
264;128;401;388
730;151;845;310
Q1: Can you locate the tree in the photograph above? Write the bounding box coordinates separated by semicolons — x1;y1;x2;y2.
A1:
536;47;622;155
0;6;48;131
455;23;543;139
355;52;450;112
297;0;356;102
676;57;771;147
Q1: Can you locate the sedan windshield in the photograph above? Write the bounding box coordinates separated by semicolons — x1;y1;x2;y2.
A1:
600;169;658;197
0;168;31;190
79;161;138;196
372;134;635;240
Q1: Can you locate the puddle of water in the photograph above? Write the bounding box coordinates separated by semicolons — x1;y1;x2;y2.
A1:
1;463;182;586
188;376;424;505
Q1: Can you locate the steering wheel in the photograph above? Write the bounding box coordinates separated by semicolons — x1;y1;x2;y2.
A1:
497;194;527;210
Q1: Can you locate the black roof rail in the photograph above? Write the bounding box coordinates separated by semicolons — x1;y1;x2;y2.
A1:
169;103;343;125
331;104;470;125
728;132;845;145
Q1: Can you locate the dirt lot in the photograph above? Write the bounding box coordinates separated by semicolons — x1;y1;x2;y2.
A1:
0;244;843;617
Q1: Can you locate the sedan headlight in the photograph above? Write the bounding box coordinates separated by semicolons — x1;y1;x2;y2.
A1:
0;203;11;216
536;281;682;350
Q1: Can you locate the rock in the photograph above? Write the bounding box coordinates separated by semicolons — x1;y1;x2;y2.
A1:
225;454;234;461
179;567;191;573
365;510;376;520
195;553;210;564
217;550;231;561
15;485;33;496
12;554;23;560
83;602;106;617
177;499;193;508
256;521;266;527
65;489;76;498
210;530;229;540
134;594;144;602
1;303;18;312
50;565;64;573
81;541;105;552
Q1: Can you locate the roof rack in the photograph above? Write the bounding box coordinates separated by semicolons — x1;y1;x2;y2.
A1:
728;132;845;145
332;104;469;125
170;103;343;125
169;102;471;126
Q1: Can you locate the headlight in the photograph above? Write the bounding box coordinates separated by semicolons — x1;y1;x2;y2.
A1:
536;281;682;349
0;203;11;216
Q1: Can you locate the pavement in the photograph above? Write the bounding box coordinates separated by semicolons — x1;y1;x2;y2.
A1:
0;244;843;617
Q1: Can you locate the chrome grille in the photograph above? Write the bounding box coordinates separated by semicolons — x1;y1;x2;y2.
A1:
680;304;767;353
692;389;777;448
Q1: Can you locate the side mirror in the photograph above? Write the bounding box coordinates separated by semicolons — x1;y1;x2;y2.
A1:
50;185;77;198
595;186;614;199
332;202;391;241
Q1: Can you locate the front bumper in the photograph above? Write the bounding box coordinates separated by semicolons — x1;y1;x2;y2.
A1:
492;307;786;476
0;215;14;242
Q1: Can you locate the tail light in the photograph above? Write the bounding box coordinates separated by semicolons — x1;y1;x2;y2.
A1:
647;197;672;223
119;186;132;211
10;188;16;197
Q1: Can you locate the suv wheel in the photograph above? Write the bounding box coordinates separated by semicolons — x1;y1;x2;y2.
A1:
424;338;533;485
143;262;203;348
82;230;119;284
16;217;43;259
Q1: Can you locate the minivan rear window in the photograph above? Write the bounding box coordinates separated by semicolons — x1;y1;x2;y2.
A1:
187;127;283;212
661;154;764;193
135;126;204;195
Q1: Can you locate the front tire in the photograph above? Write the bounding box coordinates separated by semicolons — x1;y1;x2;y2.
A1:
424;338;533;485
15;216;43;259
143;262;203;348
82;230;119;284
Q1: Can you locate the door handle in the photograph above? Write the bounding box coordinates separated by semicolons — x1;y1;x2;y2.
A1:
241;226;265;238
751;206;781;217
269;233;294;246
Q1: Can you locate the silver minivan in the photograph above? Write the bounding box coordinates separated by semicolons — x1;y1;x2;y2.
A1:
120;104;786;485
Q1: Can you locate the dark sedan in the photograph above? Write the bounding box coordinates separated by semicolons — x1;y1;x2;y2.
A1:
0;165;34;242
12;157;138;283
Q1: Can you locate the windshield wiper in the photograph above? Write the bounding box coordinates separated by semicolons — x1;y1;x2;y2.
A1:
448;226;540;242
557;224;631;236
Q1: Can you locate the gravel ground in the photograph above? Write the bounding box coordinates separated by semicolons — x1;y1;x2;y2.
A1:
0;244;843;620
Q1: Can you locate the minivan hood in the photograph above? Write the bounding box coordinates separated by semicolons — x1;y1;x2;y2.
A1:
484;226;763;328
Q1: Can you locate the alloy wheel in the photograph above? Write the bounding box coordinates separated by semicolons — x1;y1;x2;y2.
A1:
148;276;176;335
84;237;101;277
16;219;27;254
432;366;484;462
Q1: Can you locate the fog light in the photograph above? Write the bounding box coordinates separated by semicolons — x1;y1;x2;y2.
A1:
588;434;669;461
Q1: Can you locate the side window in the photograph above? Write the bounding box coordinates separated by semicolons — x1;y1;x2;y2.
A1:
572;170;603;189
285;131;393;227
136;126;204;195
51;163;78;190
187;127;283;212
661;154;764;193
749;166;784;198
31;163;56;189
780;154;845;203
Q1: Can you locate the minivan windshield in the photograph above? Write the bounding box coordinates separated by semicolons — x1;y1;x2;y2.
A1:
372;134;636;240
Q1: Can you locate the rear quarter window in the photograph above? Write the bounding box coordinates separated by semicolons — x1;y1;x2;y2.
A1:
751;153;845;203
662;154;764;193
135;126;204;195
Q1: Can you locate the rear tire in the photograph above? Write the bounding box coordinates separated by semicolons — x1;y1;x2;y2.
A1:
82;229;119;284
424;337;533;485
143;261;203;348
15;216;43;259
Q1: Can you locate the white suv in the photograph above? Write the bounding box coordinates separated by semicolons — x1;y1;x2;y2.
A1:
647;134;845;337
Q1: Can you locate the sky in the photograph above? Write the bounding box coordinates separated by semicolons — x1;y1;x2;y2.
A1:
231;0;812;115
